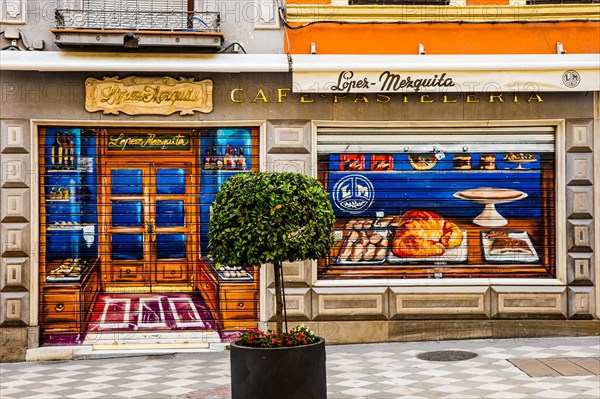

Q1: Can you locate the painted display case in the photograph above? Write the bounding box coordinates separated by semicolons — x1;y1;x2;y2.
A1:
39;128;100;343
41;128;99;280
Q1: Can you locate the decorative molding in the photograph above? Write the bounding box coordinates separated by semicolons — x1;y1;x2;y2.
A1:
0;0;26;24
254;0;280;29
286;4;600;23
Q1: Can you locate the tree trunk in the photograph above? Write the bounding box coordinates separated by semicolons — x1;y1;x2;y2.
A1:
273;260;283;334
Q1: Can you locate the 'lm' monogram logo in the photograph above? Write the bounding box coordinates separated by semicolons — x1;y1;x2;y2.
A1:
332;175;374;214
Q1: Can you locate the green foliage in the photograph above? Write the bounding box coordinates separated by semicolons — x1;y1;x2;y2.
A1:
209;172;335;267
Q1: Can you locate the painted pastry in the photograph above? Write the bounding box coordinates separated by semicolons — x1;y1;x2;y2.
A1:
453;155;472;169
369;232;383;245
363;244;376;261
374;247;387;261
351;243;364;262
487;231;510;239
391;210;463;257
489;237;533;255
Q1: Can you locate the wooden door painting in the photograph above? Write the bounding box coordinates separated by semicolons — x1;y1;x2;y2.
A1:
100;162;195;292
318;127;556;279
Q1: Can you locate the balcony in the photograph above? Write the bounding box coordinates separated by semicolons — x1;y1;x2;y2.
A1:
53;9;223;51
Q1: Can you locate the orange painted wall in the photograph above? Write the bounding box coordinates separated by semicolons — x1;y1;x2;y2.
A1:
285;22;600;54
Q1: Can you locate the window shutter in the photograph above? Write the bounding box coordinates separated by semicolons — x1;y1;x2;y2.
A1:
317;125;557;278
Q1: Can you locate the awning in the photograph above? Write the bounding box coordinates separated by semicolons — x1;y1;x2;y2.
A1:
2;51;599;92
292;54;600;93
0;51;290;73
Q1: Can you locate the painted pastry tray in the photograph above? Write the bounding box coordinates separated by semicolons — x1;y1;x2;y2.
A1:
387;230;468;264
481;231;539;263
206;259;253;281
216;270;254;281
46;264;92;283
332;229;390;265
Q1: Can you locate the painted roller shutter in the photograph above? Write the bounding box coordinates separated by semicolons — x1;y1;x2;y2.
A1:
317;125;557;279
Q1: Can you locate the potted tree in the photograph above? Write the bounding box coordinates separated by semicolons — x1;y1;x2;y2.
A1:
209;171;335;399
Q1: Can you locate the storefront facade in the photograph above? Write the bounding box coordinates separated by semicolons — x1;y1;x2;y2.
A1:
1;66;598;360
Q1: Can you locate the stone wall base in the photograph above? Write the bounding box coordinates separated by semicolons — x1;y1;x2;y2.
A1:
0;326;38;362
267;320;600;345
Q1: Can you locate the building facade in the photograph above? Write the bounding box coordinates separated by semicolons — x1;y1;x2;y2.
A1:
1;0;599;362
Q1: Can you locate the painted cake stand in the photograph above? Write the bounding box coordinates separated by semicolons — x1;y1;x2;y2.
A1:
454;188;528;227
506;159;536;169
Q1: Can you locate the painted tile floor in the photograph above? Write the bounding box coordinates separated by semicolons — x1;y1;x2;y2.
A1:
1;336;599;399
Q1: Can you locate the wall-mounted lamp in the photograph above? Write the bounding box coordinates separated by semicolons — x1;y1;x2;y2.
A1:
556;42;566;54
310;42;317;55
418;43;426;55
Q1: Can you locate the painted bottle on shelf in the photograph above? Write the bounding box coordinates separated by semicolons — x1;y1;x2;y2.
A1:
54;133;64;169
204;149;211;170
60;132;69;169
63;132;71;169
225;144;232;170
217;148;224;170
211;147;217;170
51;133;61;168
50;187;56;200
239;147;247;170
232;148;239;170
67;132;75;168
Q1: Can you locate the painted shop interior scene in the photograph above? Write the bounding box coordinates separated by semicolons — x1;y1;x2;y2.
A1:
38;126;260;346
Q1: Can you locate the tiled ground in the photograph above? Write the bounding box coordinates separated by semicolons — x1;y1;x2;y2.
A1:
1;337;599;399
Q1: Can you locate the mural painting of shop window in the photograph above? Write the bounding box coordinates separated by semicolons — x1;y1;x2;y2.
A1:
38;126;261;347
320;131;555;278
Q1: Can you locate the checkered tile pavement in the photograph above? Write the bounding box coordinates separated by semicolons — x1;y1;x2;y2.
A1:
1;337;599;398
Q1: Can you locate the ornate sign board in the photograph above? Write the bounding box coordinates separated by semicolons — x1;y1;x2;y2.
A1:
85;76;213;115
107;133;191;151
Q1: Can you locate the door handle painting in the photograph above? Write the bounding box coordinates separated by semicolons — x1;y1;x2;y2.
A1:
150;218;156;242
144;218;156;241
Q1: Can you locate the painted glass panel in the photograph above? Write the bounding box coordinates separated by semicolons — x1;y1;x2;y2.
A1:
156;168;186;194
111;201;143;227
111;233;144;260
111;169;143;195
156;234;186;259
155;200;185;227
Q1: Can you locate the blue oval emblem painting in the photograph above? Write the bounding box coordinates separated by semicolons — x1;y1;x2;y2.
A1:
332;175;374;214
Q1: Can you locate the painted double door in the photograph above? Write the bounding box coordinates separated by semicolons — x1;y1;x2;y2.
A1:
100;161;196;292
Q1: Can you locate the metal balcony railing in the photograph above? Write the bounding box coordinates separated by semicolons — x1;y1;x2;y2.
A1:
54;9;221;32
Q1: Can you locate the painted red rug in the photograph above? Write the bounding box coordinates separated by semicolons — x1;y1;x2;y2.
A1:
87;293;218;332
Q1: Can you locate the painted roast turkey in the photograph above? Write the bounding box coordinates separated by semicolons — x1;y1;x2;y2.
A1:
392;210;463;257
